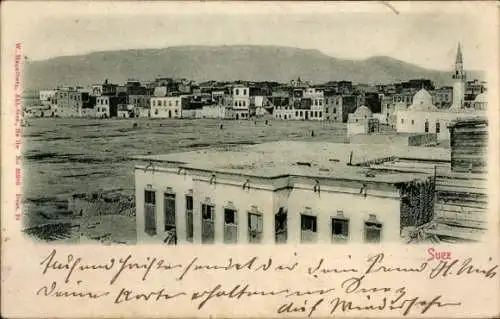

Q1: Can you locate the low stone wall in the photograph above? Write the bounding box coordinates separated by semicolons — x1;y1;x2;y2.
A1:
348;133;409;145
68;191;135;218
349;132;437;147
408;133;437;147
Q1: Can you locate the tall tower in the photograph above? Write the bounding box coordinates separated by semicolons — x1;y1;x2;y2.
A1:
451;42;466;109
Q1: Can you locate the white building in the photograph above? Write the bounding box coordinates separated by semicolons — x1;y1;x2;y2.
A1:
396;44;486;141
39;90;56;105
95;96;114;118
396;88;485;141
303;88;325;120
347;106;379;136
133;141;447;244
150;96;186;118
473;93;487;110
232;86;250;120
195;105;236;119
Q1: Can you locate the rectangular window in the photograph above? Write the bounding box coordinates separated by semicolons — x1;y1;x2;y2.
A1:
144;190;157;236
364;221;382;243
332;218;349;243
275;208;287;244
164;193;176;231
224;208;238;244
185;195;193;242
301;214;317;243
248;212;263;243
201;204;215;243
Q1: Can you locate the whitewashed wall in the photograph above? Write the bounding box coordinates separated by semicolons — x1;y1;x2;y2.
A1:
136;167;403;244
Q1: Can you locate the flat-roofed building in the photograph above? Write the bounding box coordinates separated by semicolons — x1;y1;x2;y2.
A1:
150;96;188;118
133;141;449;244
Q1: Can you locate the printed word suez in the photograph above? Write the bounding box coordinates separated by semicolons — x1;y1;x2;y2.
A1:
427;248;452;262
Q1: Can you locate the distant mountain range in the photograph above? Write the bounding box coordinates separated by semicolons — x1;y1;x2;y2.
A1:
23;45;485;91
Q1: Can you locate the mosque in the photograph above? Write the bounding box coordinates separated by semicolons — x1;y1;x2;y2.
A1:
396;44;487;141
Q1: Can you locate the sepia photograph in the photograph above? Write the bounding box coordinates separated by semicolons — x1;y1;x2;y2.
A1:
20;4;489;246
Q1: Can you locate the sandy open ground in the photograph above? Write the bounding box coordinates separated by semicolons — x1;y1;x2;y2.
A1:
22;117;352;242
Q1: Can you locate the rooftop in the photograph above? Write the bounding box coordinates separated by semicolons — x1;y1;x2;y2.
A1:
133;141;450;184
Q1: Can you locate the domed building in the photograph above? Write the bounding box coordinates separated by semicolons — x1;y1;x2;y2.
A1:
396;44;487;141
351;105;373;119
473;93;487;110
408;89;438;112
347;105;379;136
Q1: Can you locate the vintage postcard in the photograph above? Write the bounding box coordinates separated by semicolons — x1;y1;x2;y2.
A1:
1;1;499;318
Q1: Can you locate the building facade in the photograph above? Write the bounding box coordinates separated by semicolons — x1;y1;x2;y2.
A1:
53;88;90;117
150;96;187;118
325;95;343;122
134;142;440;245
396;44;486;141
231;86;250;120
95;96;123;118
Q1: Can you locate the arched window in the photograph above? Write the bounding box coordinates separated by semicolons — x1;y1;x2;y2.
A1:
424;120;429;133
436;121;441;133
236;89;239;95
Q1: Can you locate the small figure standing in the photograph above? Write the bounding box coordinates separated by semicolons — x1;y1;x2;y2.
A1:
311;130;315;137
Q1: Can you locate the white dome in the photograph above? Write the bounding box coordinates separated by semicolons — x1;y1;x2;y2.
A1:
354;105;372;117
409;89;438;112
474;93;487;103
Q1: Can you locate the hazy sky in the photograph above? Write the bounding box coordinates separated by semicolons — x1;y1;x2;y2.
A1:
14;2;495;71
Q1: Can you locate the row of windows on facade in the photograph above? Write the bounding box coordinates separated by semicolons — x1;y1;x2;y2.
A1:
400;119;442;133
152;99;180;107
143;190;383;244
325;98;341;105
96;107;108;112
97;98;109;105
234;89;248;96
393;96;413;103
57;92;83;100
275;110;323;119
153;108;179;116
233;100;247;107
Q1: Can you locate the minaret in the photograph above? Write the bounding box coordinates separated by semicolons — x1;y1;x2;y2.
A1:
451;42;466;109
